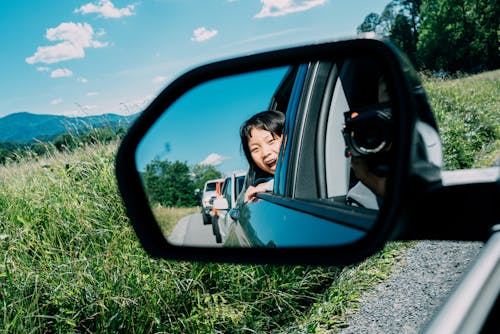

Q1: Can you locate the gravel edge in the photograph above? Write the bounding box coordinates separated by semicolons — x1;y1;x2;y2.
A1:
338;240;483;334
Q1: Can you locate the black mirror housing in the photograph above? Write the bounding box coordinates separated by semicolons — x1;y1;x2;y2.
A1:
115;37;456;265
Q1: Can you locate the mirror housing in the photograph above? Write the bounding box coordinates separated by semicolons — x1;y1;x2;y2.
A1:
115;36;497;265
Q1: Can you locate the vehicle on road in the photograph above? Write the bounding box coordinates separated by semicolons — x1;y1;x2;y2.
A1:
116;38;499;333
200;178;224;225
212;171;246;243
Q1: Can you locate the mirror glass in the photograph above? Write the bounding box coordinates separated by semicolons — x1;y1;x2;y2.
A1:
136;57;394;248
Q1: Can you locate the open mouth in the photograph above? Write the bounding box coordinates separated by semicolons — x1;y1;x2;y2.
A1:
266;158;277;170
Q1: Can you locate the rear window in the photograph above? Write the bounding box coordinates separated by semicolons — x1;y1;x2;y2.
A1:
205;183;217;191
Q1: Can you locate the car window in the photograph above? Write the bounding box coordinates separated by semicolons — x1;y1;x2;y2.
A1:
205;182;217;192
223;178;232;200
268;65;300;112
325;69;351;198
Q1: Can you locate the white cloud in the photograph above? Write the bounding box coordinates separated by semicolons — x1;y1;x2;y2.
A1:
51;68;73;78
254;0;326;18
36;66;50;72
74;0;135;18
26;22;108;65
153;75;168;84
86;92;99;96
200;153;230;166
51;98;63;105
191;27;218;42
77;77;88;83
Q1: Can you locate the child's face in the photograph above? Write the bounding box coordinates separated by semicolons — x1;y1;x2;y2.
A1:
248;127;283;175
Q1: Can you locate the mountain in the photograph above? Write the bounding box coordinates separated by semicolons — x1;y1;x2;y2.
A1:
0;112;138;143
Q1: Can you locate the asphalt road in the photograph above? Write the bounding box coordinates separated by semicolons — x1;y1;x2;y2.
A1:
167;213;221;247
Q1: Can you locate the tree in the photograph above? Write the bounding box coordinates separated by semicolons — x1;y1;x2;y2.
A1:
142;159;199;207
391;13;417;64
378;1;399;36
358;1;420;66
358;0;498;72
417;0;499;72
191;164;223;192
357;13;381;34
392;0;421;66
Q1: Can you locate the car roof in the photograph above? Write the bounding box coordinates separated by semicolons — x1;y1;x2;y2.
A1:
205;178;225;184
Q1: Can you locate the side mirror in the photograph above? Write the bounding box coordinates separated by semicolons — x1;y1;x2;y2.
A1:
115;37;498;265
213;197;229;211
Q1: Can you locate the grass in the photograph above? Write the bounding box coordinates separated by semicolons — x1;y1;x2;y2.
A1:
153;206;200;237
0;70;498;333
422;69;499;169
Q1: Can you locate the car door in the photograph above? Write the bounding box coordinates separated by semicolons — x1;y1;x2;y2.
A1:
216;176;232;242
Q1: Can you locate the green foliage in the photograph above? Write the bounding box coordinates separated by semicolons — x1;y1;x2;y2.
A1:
0;73;497;332
53;126;127;152
141;160;224;208
391;13;417;64
357;13;381;34
142;159;199;207
358;0;421;65
0;142;349;332
422;70;499;169
0;125;127;165
191;163;223;191
358;0;499;73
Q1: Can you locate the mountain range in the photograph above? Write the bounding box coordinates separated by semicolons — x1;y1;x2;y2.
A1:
0;112;138;143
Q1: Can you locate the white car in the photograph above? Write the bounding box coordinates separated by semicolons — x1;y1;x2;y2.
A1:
201;178;224;225
212;172;246;243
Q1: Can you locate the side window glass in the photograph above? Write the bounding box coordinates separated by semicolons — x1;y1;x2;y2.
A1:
323;58;394;211
223;179;232;200
275;64;309;195
325;76;351;198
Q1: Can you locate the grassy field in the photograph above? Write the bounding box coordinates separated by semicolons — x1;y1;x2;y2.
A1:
152;206;200;237
0;70;498;333
424;69;499;169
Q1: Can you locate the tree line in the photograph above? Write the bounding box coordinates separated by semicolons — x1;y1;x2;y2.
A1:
357;0;499;73
0;122;224;208
141;159;223;207
0;126;127;164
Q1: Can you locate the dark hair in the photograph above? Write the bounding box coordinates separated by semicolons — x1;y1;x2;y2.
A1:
240;110;285;179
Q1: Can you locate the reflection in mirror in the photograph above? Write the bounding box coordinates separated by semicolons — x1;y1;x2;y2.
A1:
336;58;393;210
136;67;290;247
136;58;393;248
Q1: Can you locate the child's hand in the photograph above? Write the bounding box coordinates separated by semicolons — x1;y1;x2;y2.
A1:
244;183;268;203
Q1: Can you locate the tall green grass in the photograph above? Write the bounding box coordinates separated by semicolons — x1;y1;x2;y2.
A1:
0;143;354;332
0;70;498;333
423;69;499;169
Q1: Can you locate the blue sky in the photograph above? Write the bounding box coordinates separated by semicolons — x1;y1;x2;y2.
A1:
1;0;391;175
0;0;389;119
136;66;289;173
